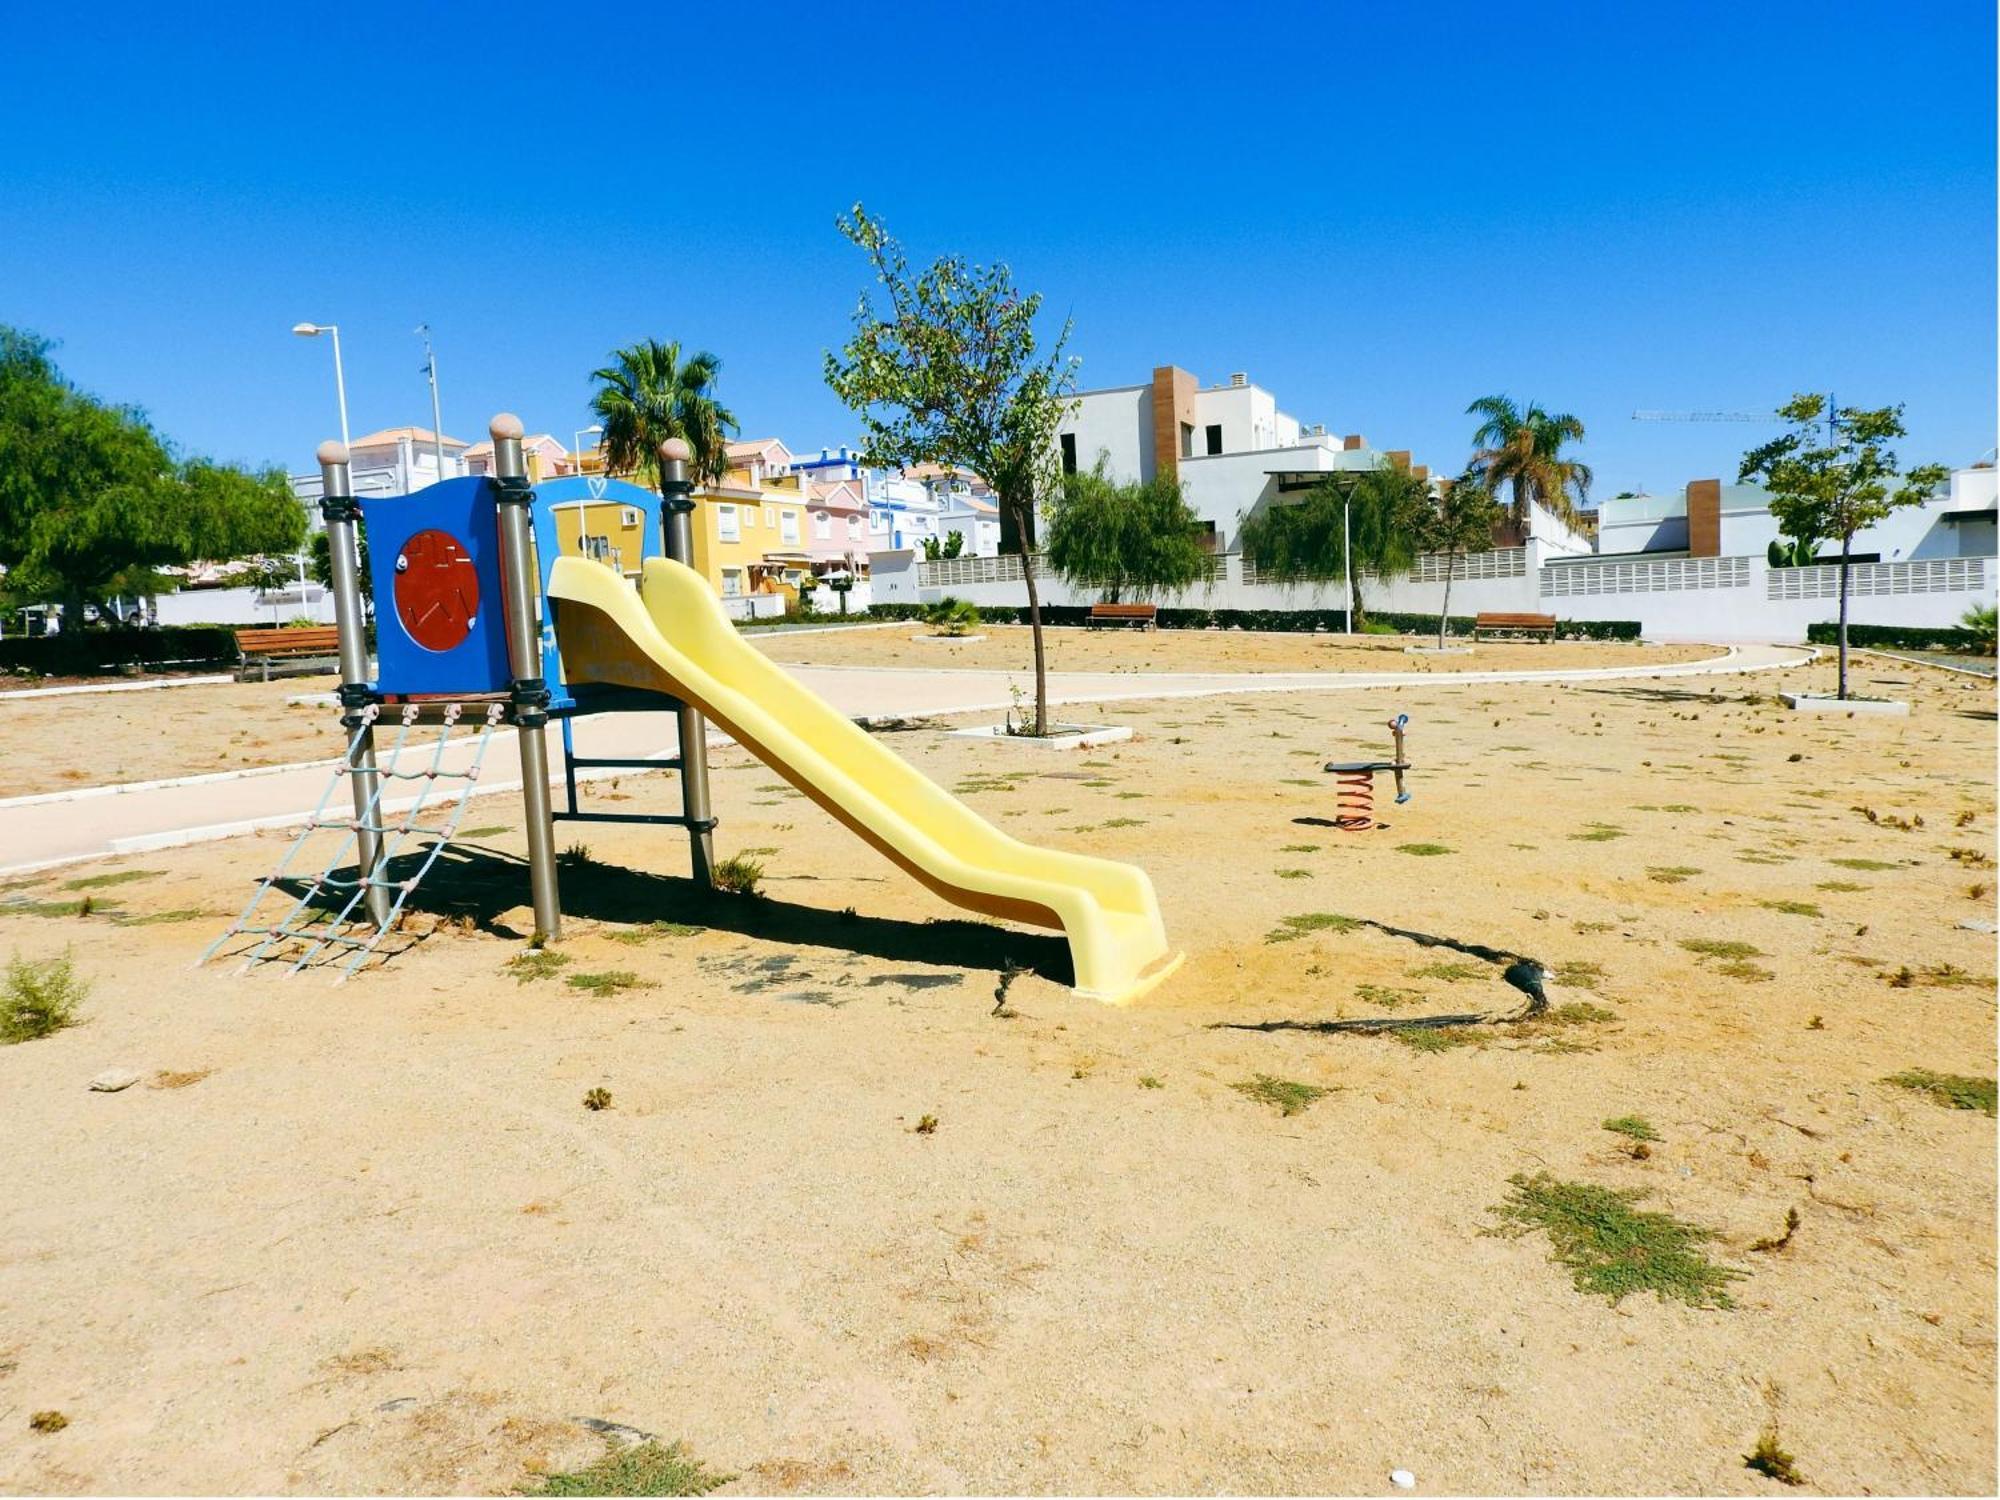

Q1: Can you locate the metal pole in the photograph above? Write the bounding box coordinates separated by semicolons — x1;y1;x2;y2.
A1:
491;412;563;942
327;328;351;451
318;441;392;928
657;438;716;887
419;326;445;478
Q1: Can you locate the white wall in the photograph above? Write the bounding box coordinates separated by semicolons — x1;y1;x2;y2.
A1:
1060;386;1153;481
151;583;330;626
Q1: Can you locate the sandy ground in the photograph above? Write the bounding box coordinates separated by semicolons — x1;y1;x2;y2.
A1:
756;623;1713;676
0;651;1993;1494
0;637;1710;801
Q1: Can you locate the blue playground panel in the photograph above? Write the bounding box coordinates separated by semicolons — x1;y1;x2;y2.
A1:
528;476;665;701
360;478;512;698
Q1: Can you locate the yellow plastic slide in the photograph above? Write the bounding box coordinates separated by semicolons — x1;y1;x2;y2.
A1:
546;556;1182;1004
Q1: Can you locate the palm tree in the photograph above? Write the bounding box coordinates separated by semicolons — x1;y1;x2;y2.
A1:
1466;395;1592;534
589;340;737;491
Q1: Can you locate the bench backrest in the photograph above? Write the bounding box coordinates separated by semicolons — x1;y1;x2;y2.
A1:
1090;603;1158;618
235;626;343;654
1474;613;1556;627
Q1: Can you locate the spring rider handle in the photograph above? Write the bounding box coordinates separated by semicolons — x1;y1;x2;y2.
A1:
1388;714;1411;804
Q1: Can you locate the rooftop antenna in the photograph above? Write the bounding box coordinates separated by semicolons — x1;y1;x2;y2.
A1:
417;324;446;477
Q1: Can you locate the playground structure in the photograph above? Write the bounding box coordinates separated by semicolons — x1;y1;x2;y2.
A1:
1322;714;1412;831
207;417;1180;1003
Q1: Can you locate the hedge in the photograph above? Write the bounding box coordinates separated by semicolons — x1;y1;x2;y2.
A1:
867;602;1641;641
0;625;245;677
1806;621;1989;654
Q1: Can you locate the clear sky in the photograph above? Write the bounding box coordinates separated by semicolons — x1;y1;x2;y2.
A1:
5;0;1992;497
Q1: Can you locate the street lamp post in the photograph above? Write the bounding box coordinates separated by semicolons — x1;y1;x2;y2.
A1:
292;322;351;623
573;424;602;476
417;325;446;477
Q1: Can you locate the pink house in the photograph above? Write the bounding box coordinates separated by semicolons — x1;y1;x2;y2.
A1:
805;476;871;576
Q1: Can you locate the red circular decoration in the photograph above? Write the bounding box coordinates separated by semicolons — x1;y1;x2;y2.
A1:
393;529;480;653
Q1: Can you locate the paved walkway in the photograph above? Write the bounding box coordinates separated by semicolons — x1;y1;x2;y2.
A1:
0;644;1810;873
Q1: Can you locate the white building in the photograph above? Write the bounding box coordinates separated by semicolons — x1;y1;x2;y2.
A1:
288;425;474;523
791;445;943;552
1054;366;1438;553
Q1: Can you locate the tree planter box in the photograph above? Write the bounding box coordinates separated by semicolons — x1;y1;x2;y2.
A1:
1780;693;1909;716
949;723;1133;750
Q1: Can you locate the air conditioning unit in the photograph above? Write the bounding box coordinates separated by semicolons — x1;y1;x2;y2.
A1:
1229;372;1248;387
620;506;641;527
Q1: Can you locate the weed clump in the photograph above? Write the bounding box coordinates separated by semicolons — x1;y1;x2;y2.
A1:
1744;1428;1804;1486
506;949;570;984
1232;1073;1333;1116
1760;899;1822;918
1646;865;1701;883
1395;843;1453;857
2;950;86;1043
567;970;650;996
1883;1069;1997;1117
711;856;764;897
1680;938;1763;961
1264;912;1360;944
28;1410;67;1434
582;1088;612;1112
529;1438;730;1497
1394;1026;1471;1053
1602;1115;1660;1142
1487;1172;1743;1308
607;921;704;946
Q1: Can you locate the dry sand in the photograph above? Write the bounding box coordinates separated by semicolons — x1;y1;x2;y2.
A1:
756;623;1713;676
0;650;1993;1494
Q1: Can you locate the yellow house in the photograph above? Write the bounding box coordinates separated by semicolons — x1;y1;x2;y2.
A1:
689;460;813;604
548;494;649;580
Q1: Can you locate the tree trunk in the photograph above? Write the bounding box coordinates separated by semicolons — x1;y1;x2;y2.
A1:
1836;532;1852;700
1438;553;1456;648
1020;534;1050;736
1350;575;1369;633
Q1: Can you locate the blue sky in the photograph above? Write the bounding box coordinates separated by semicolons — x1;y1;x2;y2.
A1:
4;0;1992;496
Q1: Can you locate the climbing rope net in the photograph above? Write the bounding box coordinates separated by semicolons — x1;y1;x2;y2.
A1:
201;701;506;979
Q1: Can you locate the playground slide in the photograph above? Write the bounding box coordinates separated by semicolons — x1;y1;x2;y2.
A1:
546;556;1182;1004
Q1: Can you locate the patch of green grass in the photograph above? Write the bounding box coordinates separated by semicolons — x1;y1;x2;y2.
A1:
1759;899;1821;918
1883;1069;1997;1117
1552;961;1606;990
1815;880;1867;893
1356;983;1423;1010
1744;1429;1804;1486
1408;961;1483;982
1275;868;1314;880
1279;777;1319;787
557;843;595;870
1487;1171;1743;1308
1394;1025;1471;1053
1101;817;1146;828
1231;1073;1333;1116
606;921;704;946
0;897;113;919
2;949;87;1044
1647;865;1701;884
1138;1074;1165;1089
1831;857;1898;871
114;908;219;926
59;868;162;891
1602;1114;1661;1143
567;970;651;996
1717;959;1775;983
528;1439;731;1497
1280;843;1320;853
737;845;780;856
711;856;764;896
1545;1001;1617;1026
459;825;510;839
1569;823;1626;842
506;949;570;984
1680;938;1763;961
1395;843;1453;857
1264;912;1360;943
1659;803;1698;813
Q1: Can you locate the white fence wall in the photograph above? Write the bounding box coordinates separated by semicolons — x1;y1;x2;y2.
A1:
894;547;1995;641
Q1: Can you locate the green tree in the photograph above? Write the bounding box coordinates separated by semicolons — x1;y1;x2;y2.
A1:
589;339;738;491
825;204;1076;735
1467;395;1592;532
309;526;373;614
1738;394;1947;699
1237;464;1428;631
1045;460;1211;603
0;325;303;621
1408;472;1504;647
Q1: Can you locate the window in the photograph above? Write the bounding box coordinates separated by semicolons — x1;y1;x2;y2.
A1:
620;506;642;528
870;510;889;534
720;568;743;597
1060;432;1077;474
1180;423;1194;458
847;515;862;540
763;506;776;528
780;510;799;545
1205;424;1223;456
717;505;739;541
813;510;832;539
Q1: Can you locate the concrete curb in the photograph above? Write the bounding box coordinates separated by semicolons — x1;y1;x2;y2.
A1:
0;673;235;701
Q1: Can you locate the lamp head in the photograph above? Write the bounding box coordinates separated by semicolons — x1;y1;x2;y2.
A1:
292;322;323;337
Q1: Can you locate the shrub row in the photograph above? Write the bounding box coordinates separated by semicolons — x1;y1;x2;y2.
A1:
0;625;243;677
866;602;1640;641
1806;621;1990;654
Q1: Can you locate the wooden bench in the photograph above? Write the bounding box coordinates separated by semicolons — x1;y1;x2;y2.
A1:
1087;603;1158;630
234;626;342;681
1472;612;1557;642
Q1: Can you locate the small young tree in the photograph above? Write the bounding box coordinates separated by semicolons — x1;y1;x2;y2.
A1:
1045;460;1211;603
1738;394;1946;699
1408;472;1503;647
1237;465;1428;630
825;205;1076;735
921;532;966;561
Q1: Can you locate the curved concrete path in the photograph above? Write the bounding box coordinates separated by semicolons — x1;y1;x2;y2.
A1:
0;643;1811;874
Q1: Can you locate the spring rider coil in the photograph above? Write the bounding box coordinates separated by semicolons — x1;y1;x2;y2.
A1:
1322;714;1412;831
